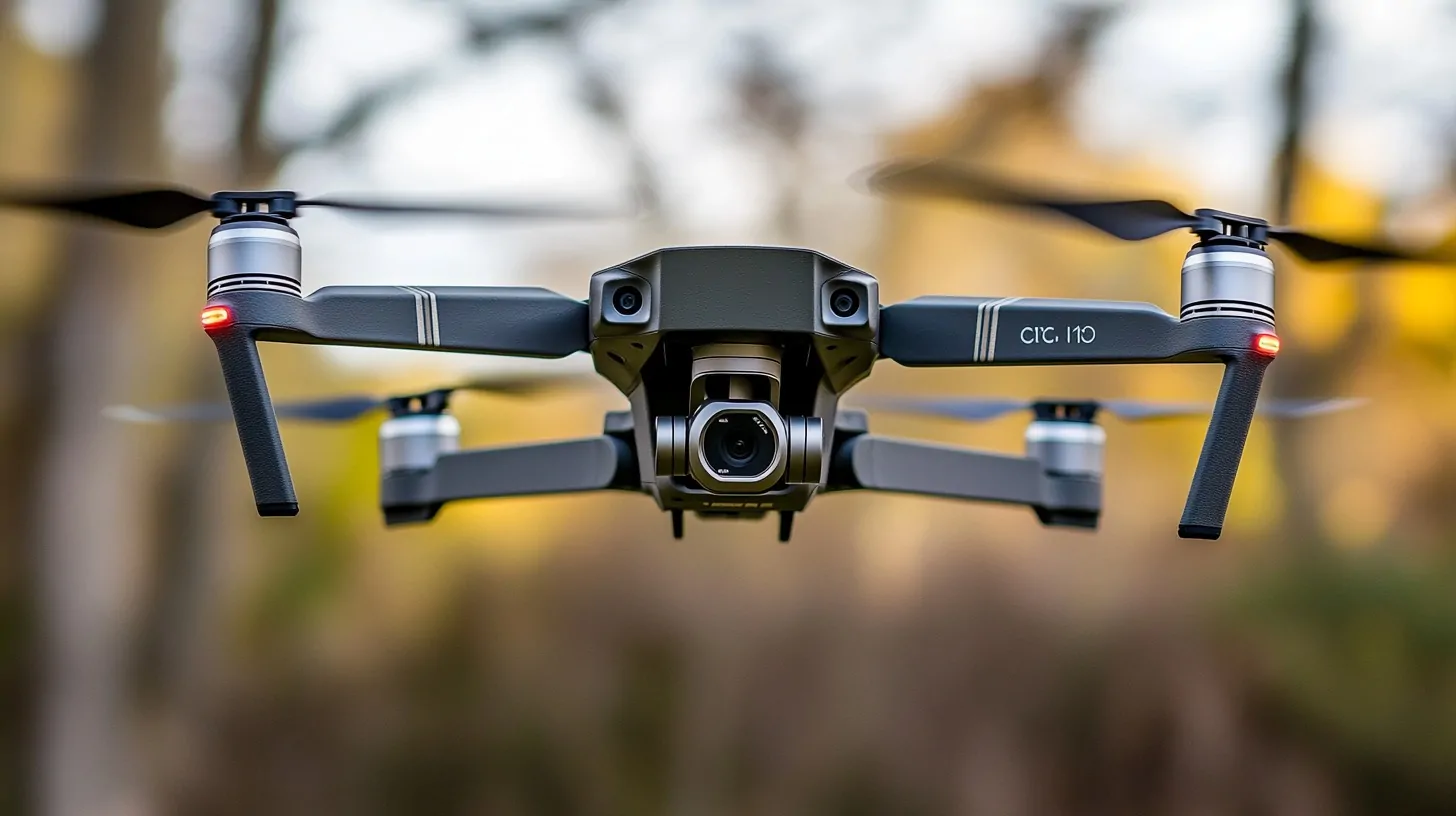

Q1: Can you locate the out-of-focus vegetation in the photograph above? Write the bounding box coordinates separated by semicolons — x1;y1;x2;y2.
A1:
4;1;1456;814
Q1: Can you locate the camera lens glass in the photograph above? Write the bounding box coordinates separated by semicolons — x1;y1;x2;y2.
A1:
702;411;777;478
830;287;860;317
613;285;643;315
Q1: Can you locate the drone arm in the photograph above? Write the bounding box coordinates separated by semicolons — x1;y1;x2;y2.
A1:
1178;349;1272;539
214;286;590;355
880;296;1276;539
878;296;1268;365
205;286;589;517
830;435;1101;529
379;435;637;524
209;325;297;515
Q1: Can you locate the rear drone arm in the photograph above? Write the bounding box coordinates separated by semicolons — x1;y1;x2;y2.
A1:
828;434;1101;529
379;435;639;525
204;286;589;516
879;297;1277;540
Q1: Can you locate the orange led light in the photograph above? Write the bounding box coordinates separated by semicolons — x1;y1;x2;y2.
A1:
1253;333;1281;356
200;305;234;330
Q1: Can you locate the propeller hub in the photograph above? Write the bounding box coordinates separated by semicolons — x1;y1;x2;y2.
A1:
212;191;300;220
1030;400;1099;423
386;390;454;417
1191;208;1270;247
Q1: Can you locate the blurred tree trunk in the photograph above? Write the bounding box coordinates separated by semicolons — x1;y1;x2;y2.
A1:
137;0;283;741
1267;0;1322;546
25;1;170;815
1267;0;1376;546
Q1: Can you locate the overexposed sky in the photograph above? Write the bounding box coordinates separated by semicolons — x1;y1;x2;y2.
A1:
16;0;1456;377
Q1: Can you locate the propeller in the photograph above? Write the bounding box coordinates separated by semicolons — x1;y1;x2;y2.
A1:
859;396;1368;424
103;372;598;425
0;186;628;230
862;159;1452;265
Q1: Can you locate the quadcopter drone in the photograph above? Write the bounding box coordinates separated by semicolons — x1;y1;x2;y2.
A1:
4;159;1437;541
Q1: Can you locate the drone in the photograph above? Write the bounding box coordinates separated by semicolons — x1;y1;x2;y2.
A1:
4;159;1439;541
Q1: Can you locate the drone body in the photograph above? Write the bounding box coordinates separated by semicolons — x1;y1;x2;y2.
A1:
9;164;1406;542
191;194;1279;541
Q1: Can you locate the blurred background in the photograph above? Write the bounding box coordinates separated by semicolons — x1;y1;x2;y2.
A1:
4;0;1456;813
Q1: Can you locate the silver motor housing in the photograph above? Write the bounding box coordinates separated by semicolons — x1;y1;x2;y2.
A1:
380;414;460;474
1179;244;1275;325
1025;420;1105;477
207;216;304;298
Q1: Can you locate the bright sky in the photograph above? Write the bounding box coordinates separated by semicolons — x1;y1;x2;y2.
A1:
16;0;1456;378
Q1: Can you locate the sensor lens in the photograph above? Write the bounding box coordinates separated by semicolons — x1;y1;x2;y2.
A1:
830;287;860;318
613;285;643;315
702;412;776;478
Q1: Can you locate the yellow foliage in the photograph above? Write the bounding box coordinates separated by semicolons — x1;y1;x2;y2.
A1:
1321;477;1393;550
1381;273;1456;343
1281;272;1359;351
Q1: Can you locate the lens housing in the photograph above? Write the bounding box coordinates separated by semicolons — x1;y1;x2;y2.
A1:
688;401;787;493
613;284;643;315
830;287;860;317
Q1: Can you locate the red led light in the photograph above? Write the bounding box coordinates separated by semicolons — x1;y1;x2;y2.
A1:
200;305;234;330
1253;333;1281;356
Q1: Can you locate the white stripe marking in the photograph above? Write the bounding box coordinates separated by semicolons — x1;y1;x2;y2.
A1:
425;288;440;346
401;287;426;345
972;300;989;361
401;286;441;346
977;298;1007;362
986;297;1021;362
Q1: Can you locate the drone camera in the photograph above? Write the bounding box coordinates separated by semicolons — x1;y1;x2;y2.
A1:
691;402;785;491
206;215;303;298
1179;243;1275;325
598;272;653;327
819;275;874;332
657;401;821;493
380;413;461;474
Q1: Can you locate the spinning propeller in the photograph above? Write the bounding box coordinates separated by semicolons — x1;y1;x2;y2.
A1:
0;187;626;230
864;159;1451;265
104;372;596;424
860;395;1367;423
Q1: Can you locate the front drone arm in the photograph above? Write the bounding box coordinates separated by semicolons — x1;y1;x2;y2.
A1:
879;297;1276;540
828;434;1101;529
379;436;638;525
205;286;589;516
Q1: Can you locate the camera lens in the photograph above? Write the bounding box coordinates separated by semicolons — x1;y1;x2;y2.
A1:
830;287;859;317
613;285;643;315
702;411;776;478
720;428;758;466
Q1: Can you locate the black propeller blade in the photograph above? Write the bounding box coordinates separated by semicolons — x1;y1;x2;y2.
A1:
104;372;598;425
863;159;1451;266
0;185;627;230
861;396;1367;423
0;189;216;230
294;196;621;221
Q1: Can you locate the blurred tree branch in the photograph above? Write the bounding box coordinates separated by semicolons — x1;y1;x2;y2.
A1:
292;0;664;219
1267;0;1379;547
